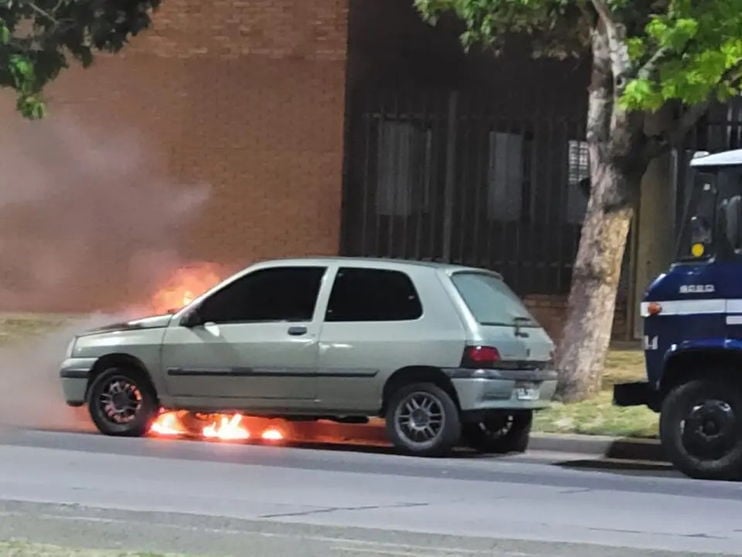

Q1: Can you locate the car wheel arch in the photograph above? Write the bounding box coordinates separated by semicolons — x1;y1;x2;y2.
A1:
380;366;460;415
86;353;159;401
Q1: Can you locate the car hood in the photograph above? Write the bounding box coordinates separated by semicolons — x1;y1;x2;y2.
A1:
78;313;175;337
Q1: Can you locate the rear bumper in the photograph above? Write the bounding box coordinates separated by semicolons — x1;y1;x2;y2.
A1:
59;357;96;407
445;368;558;411
613;381;660;412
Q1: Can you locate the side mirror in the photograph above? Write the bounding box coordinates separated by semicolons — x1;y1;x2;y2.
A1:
181;306;204;328
724;196;742;252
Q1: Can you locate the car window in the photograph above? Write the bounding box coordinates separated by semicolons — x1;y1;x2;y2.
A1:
198;267;326;324
326;268;422;322
450;272;538;327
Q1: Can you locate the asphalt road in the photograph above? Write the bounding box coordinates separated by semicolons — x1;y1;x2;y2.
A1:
0;426;741;557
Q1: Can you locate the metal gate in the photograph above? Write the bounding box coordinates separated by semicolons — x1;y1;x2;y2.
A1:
341;87;590;296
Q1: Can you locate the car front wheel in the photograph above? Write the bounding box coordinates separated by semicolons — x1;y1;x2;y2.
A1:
385;382;461;457
660;378;742;481
87;367;159;437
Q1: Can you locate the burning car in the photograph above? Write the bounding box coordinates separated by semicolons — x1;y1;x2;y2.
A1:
59;257;557;456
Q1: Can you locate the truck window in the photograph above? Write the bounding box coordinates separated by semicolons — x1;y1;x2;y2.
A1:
325;268;422;322
451;272;537;328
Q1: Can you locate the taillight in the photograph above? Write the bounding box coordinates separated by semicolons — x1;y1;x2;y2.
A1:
461;345;501;369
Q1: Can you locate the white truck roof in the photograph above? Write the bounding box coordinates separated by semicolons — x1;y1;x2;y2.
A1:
690;149;742;168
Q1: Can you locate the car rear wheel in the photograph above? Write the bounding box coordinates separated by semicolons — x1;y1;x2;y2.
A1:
462;410;532;454
660;378;742;481
385;382;461;457
87;367;158;437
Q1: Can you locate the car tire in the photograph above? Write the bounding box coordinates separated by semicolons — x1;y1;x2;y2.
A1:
385;382;461;457
660;378;742;481
87;367;159;437
462;410;532;454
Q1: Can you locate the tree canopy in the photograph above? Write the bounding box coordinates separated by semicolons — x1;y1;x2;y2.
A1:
416;0;742;149
0;0;160;119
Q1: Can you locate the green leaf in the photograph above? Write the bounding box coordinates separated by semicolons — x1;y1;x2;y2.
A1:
16;94;46;120
627;38;646;61
620;78;664;111
0;21;9;45
1;0;160;119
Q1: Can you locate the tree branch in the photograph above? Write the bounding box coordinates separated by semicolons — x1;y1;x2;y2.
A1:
575;0;596;26
644;101;709;159
637;45;671;80
590;0;632;96
26;2;58;23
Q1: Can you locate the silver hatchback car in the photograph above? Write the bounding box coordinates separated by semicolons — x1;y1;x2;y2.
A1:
59;257;558;456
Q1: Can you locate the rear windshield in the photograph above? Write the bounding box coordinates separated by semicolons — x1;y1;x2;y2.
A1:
450;272;538;328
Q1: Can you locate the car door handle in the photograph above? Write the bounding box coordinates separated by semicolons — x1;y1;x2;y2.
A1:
288;326;308;336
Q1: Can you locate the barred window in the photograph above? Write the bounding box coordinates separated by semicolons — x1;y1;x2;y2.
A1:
566;140;589;224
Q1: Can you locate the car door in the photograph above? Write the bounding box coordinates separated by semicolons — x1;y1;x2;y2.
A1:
161;265;328;407
316;266;429;412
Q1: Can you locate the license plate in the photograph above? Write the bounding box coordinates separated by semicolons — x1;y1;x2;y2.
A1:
515;382;539;401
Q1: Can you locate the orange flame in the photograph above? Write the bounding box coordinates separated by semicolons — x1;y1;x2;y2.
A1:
261;427;285;441
150;411;188;436
149;411;289;444
202;414;250;441
150;263;223;315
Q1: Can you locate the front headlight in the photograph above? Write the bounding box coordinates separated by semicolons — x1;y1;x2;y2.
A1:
65;337;77;358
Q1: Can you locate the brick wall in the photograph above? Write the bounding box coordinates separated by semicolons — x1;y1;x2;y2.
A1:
525;295;629;343
0;0;349;311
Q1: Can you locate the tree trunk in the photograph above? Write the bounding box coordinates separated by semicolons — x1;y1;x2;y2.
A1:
555;23;648;402
555;165;637;402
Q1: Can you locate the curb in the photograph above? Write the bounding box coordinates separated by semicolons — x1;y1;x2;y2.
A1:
289;421;668;463
528;433;667;463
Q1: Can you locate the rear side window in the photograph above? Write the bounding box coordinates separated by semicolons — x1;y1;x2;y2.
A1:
451;272;537;327
326;268;422;322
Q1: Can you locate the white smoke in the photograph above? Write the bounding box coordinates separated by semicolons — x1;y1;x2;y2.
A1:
0;314;127;430
0;111;211;313
0;106;212;430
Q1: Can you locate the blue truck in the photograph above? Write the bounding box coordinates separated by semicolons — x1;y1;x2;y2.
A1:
614;148;742;480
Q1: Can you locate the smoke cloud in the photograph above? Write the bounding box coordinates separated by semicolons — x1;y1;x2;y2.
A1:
0;110;213;430
0;112;211;313
0;314;125;430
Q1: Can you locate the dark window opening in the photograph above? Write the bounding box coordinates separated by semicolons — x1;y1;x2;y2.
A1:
199;267;326;324
326;267;423;322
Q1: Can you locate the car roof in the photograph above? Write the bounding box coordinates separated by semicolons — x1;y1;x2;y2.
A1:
690;149;742;168
255;256;502;276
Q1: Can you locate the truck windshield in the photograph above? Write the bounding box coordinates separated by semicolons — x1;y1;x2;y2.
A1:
451;272;538;328
676;167;742;261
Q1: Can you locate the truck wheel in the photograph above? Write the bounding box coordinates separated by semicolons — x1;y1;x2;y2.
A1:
462;411;532;454
660;378;742;480
87;367;159;437
385;382;461;457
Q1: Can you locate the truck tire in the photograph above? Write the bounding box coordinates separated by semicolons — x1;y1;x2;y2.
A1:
87;367;159;437
660;378;742;481
462;410;532;454
385;382;461;457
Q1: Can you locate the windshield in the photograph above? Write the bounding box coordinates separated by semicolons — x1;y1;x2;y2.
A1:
451;272;538;327
676;167;742;261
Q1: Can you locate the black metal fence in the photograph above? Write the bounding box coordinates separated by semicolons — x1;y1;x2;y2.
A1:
341;87;590;296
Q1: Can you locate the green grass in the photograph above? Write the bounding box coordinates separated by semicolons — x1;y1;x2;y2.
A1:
0;313;69;345
0;541;182;557
533;349;659;439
